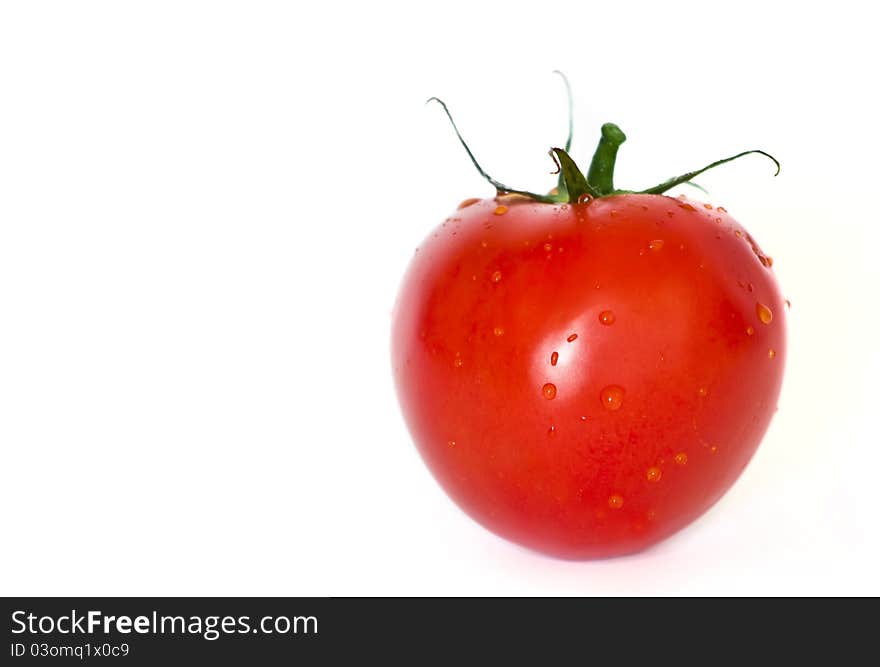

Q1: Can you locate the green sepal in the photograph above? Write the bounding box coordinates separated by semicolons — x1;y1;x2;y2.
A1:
550;148;596;203
635;150;780;195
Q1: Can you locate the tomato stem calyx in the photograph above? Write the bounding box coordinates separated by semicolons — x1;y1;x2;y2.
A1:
428;80;781;205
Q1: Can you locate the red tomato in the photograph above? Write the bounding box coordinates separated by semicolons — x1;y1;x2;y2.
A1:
392;92;785;558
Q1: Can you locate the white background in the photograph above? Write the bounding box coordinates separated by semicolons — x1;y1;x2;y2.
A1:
1;1;878;596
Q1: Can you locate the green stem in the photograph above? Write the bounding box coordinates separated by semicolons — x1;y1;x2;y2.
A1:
587;123;627;196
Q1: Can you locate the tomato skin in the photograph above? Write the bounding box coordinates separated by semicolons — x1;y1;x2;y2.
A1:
392;194;786;559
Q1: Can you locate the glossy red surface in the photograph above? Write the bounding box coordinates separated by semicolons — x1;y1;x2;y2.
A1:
392;194;786;559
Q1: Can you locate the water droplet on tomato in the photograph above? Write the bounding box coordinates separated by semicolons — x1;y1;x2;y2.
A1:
759;255;774;268
710;445;718;454
648;239;665;251
703;203;713;210
550;351;559;366
608;494;624;509
493;205;508;216
547;425;557;436
448;440;456;447
674;452;688;466
746;326;755;336
491;270;502;283
454;356;463;368
599;310;615;325
600;385;625;411
646;467;662;483
785;299;791;309
697;386;708;397
756;302;773;324
567;333;578;342
481;240;488;248
768;348;776;359
577;193;593;204
544;243;553;252
580;415;588;422
717;206;728;213
493;326;505;337
679;203;697;212
458;198;480;209
735;229;743;237
542;383;557;400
